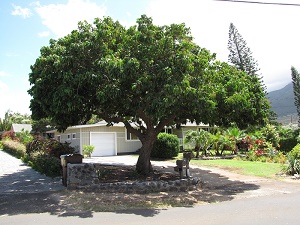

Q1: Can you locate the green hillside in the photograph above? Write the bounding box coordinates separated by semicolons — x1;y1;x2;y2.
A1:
267;82;297;118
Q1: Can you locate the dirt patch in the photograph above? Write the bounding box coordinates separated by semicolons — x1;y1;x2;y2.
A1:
95;165;178;183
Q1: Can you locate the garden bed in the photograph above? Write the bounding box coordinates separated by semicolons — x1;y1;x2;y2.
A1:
67;163;201;193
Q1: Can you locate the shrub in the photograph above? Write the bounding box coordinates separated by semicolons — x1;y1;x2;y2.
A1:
0;141;3;149
83;145;95;158
283;144;300;175
24;137;74;177
15;129;33;145
26;137;74;158
2;139;26;158
278;128;299;153
240;140;286;164
24;151;61;178
261;124;280;149
2;130;16;140
279;138;298;153
151;133;180;159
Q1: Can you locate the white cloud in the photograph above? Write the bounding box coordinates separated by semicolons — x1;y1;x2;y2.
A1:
38;31;50;37
11;4;33;18
34;0;107;38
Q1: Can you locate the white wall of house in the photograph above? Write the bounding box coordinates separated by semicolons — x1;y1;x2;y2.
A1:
53;122;210;156
54;125;142;156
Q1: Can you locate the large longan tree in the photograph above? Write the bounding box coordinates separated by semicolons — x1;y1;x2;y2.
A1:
28;15;270;175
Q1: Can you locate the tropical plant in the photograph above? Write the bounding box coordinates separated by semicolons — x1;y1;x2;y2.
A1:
261;124;280;149
0;110;13;132
214;131;236;156
83;145;95;158
15;128;33;145
28;15;270;175
185;129;212;157
284;144;300;175
224;127;245;153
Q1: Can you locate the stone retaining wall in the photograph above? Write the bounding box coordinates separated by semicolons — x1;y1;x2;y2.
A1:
67;163;202;193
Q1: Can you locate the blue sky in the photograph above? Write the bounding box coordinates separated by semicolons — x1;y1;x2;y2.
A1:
1;0;300;118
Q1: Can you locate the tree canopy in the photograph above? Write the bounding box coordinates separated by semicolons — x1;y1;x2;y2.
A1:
28;15;270;174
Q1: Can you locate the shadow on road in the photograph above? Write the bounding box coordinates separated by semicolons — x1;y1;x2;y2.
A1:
0;167;63;194
0;165;260;218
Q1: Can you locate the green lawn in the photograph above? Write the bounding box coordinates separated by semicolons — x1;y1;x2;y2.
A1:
189;159;285;179
130;153;285;179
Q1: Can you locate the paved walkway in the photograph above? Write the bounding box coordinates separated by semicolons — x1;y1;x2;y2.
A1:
0;150;65;194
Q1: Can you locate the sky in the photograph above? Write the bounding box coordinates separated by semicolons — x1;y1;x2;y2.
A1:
1;0;300;118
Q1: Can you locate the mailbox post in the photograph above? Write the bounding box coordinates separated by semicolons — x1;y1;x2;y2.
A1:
60;154;83;186
174;160;186;179
183;151;194;178
174;151;194;179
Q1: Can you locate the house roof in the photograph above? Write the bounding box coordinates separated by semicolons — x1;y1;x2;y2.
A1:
47;120;209;133
11;124;32;133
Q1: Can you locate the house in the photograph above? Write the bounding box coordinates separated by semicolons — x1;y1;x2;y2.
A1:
11;124;33;133
49;120;209;157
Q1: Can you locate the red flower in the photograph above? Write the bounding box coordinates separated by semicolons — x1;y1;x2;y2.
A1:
255;149;264;156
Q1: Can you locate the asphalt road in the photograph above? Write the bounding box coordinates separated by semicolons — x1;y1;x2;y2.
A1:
2;191;300;225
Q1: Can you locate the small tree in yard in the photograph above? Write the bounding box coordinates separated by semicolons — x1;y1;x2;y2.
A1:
83;145;95;158
28;15;270;175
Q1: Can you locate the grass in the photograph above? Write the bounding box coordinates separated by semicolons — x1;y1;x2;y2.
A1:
132;153;284;179
189;158;285;179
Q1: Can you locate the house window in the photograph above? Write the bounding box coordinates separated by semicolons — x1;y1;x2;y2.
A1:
162;128;172;134
126;129;139;141
57;135;61;142
67;134;71;140
72;133;76;139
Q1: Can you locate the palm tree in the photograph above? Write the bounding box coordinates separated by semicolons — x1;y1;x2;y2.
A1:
184;129;212;157
224;127;245;154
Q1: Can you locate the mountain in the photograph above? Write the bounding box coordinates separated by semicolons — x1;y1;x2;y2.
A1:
267;82;297;122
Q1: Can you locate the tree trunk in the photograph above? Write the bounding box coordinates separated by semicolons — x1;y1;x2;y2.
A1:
195;145;200;158
136;134;156;175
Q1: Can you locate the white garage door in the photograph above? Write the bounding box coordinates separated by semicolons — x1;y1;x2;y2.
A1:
90;133;116;156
